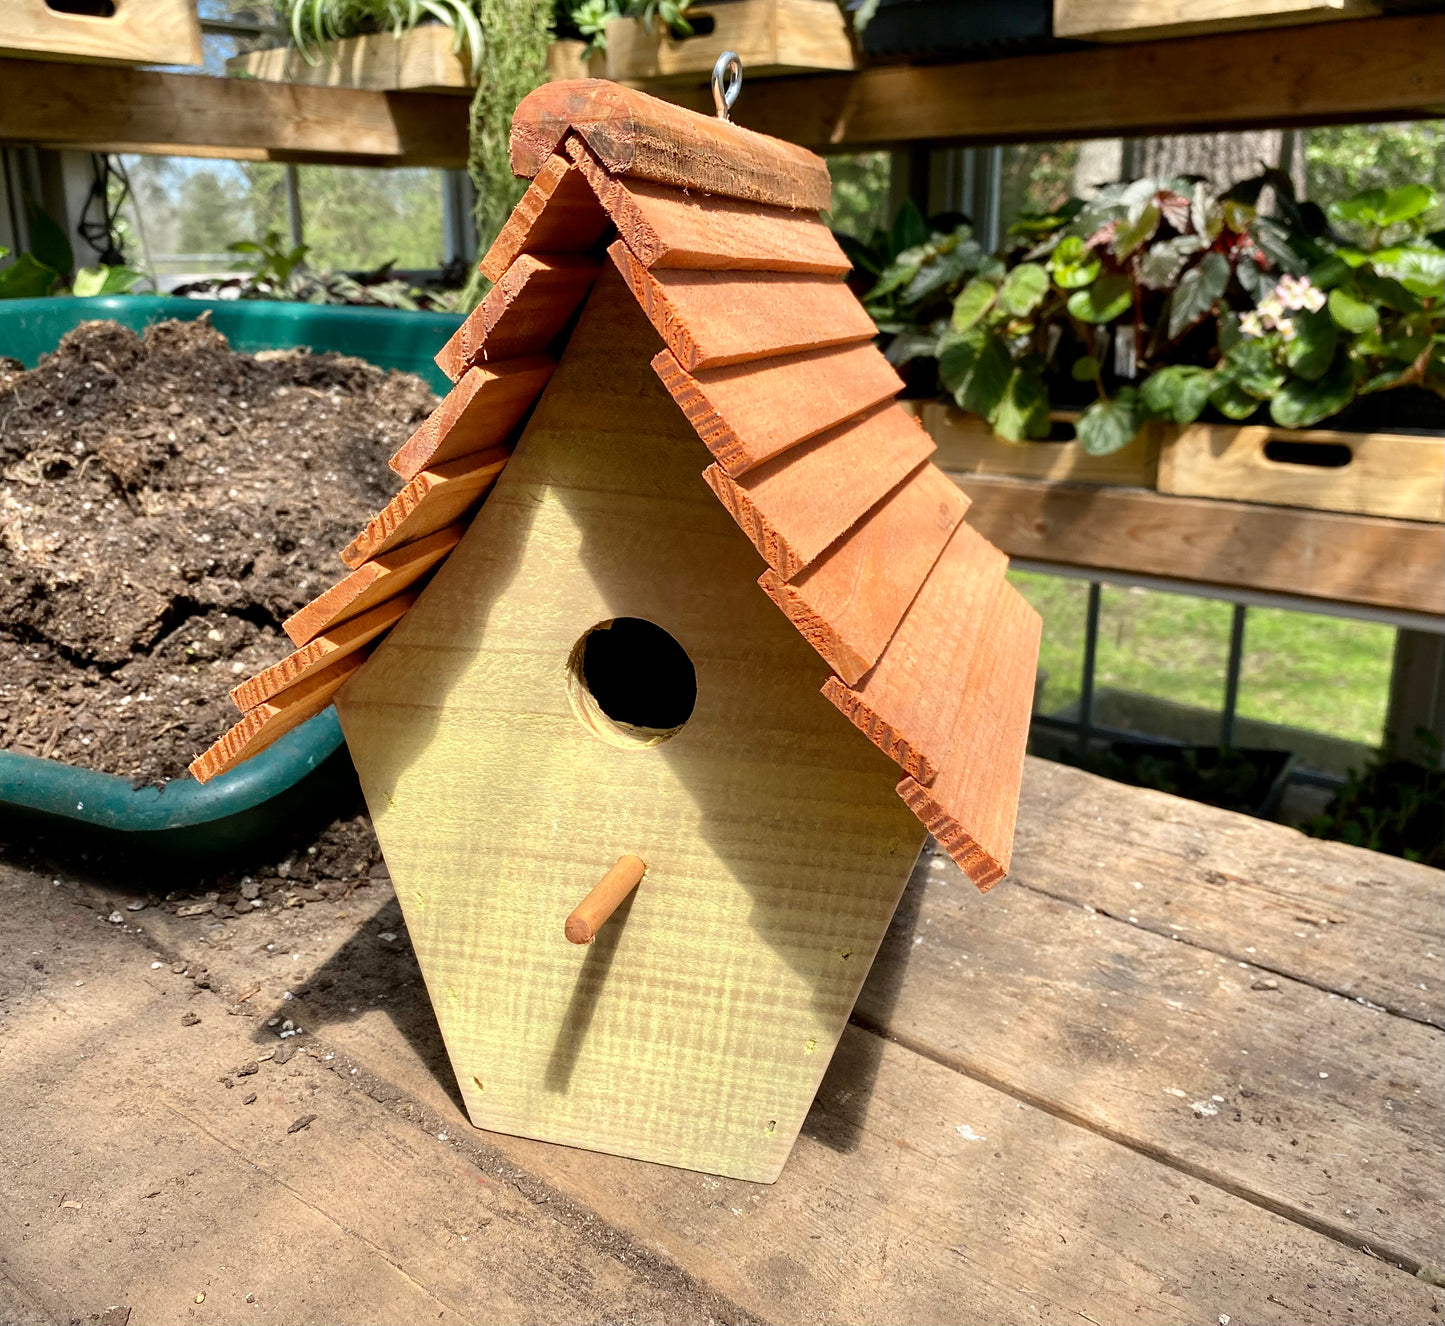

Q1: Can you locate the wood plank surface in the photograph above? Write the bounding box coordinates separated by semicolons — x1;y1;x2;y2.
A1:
2;0;201;66
1010;757;1445;1028
229;592;415;712
759;463;970;685
860;807;1445;1271
897;582;1041;888
126;816;1445;1326
923;401;1162;487
823;520;1008;784
609;240;875;371
652;341;903;476
957;473;1445;617
283;523;464;647
227;24;473;93
510;78;832;211
1157;423;1445;522
0;58;470;166
188;649;366;782
337;270;926;1183
390;356;555;481
1054;0;1379;42
656;13;1445;149
478;154;610;283
434;255;599;382
702;402;935;579
568;135;848;273
341;447;510;569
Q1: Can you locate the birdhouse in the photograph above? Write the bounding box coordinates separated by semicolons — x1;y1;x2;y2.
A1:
191;78;1041;1183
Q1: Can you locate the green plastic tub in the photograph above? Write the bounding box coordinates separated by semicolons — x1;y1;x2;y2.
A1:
0;296;463;853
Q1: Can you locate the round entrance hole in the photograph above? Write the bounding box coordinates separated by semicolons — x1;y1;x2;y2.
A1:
567;617;697;749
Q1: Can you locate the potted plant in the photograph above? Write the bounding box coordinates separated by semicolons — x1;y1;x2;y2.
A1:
850;175;1444;518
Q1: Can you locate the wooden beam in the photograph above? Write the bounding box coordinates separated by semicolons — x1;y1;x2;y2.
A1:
955;474;1445;618
653;14;1445;149
0;58;469;166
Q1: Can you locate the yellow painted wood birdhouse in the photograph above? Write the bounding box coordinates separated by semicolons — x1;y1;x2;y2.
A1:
192;77;1040;1182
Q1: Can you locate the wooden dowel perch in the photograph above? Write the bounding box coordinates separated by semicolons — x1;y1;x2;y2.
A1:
565;855;647;944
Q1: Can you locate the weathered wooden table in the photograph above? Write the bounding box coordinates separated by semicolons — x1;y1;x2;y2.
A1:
1;757;1441;1324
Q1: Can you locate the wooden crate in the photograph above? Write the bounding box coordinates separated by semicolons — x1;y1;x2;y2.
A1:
228;28;602;93
1158;422;1444;522
920;402;1161;488
604;0;855;82
2;0;200;67
1054;0;1379;42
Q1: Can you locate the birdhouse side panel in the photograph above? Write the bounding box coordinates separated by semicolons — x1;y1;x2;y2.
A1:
336;276;925;1182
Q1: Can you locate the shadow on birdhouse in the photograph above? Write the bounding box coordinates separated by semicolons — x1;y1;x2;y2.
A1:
189;77;1040;1182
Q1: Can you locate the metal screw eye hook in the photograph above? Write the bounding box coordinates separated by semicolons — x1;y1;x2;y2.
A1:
712;51;742;122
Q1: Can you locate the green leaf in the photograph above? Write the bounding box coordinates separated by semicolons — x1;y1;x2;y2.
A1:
1112;201;1160;258
1327;287;1379;335
1284;307;1338;381
1377;184;1434;227
1209;376;1261;421
1076;387;1142;456
951;277;997;332
1252;217;1306;274
1070;354;1100;382
890;199;928;260
1140;365;1213;424
901;244;974;305
0;252;59;299
1372;245;1445;299
997;262;1049;317
1269;354;1356;429
865;255;924;303
992;368;1050;441
883;330;942;368
1067;273;1132;324
1329;188;1389;228
1048;236;1101;290
1221;339;1287;399
1165;251;1228;340
1308;254;1352;291
25;202;73;275
938;330;1013;421
1137;235;1205;290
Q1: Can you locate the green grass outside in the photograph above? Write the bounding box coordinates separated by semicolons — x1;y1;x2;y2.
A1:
1009;570;1396;748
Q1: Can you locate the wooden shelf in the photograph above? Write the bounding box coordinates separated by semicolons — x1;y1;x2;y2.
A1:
657;12;1445;150
953;473;1445;621
0;57;468;166
2;12;1439;165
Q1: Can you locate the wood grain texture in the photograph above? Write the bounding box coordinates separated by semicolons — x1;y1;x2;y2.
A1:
863;801;1444;1270
759;463;970;685
702;402;935;579
610;240;875;372
1;0;201;67
188;650;366;783
341;448;510;569
389;356;555;482
434;254;600;382
1157;422;1444;522
226;24;473;92
655;15;1444;151
336;272;925;1182
603;0;855;80
958;473;1445;616
510;78;831;211
566;134;848;274
896;582;1042;889
229;593;415;712
1054;0;1377;42
478;154;611;283
0;59;470;167
924;401;1161;487
283;524;464;647
822;521;1008;785
652;341;903;477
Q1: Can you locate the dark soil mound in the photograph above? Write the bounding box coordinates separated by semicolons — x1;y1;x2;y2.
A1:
0;315;435;784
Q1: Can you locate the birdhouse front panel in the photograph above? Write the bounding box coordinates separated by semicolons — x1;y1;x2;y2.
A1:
335;275;926;1182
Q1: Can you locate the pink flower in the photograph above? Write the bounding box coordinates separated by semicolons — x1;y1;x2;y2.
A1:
1239;311;1266;338
1276;273;1325;313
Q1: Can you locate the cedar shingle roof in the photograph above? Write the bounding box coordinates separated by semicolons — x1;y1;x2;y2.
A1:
190;79;1041;891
